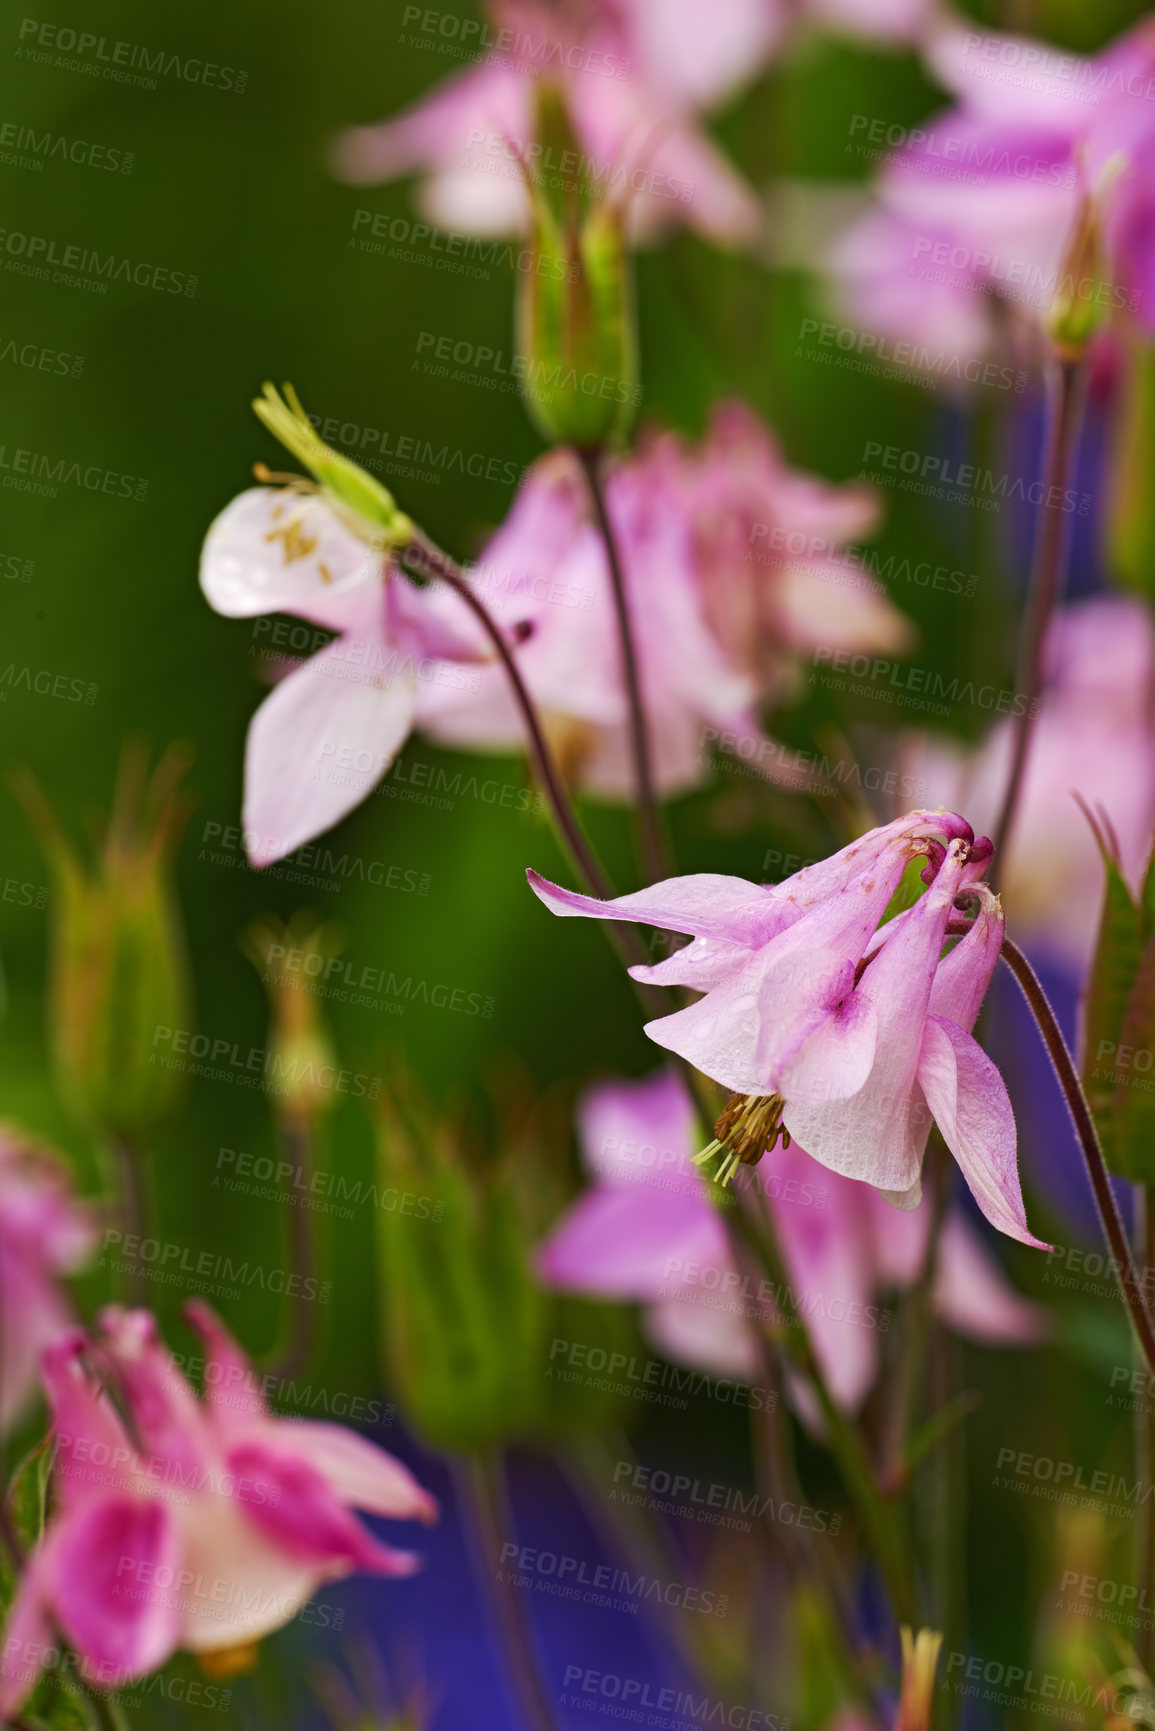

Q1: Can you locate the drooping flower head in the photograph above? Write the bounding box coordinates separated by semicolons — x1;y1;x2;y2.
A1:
0;1126;95;1434
527;811;1048;1247
0;1304;435;1714
537;1068;1047;1413
199;386;487;866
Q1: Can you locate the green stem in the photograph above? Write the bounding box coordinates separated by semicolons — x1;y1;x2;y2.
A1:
725;1196;919;1628
110;1135;147;1306
1136;1187;1155;1672
268;1115;320;1381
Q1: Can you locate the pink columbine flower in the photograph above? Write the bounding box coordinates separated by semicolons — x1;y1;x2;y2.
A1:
331;0;776;246
826;17;1155;369
538;1069;1047;1409
0;1304;435;1713
899;597;1155;973
0;1127;95;1434
527;810;1047;1247
418;411;912;798
200;387;486;867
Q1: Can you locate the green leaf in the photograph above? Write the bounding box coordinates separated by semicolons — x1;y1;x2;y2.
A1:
1080;835;1144;1172
1109;342;1155;601
1113;935;1155;1182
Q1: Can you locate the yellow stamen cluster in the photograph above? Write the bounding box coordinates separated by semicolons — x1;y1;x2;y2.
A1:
693;1092;791;1188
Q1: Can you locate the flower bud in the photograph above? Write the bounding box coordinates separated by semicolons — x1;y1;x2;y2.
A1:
1047;153;1130;357
373;1064;634;1452
515;83;638;449
240;911;342;1128
253;383;413;547
14;745;192;1137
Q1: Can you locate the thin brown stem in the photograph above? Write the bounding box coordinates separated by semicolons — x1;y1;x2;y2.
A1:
405;530;616;900
999;935;1155;1370
576;446;668;886
990;356;1087;878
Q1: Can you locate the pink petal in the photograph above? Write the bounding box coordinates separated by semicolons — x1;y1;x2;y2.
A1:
576;1069;700;1188
759;951;879;1104
41;1334;136;1511
200;489;380;631
50;1497;182;1685
644;1291;761;1382
526;868;787;948
184;1301;268;1432
224;1440;419;1576
265;1421;436;1524
97;1307;214;1479
538;1185;726;1301
917;1016;1050;1250
0;1544;58;1716
934;1214;1051;1345
242;619;418;865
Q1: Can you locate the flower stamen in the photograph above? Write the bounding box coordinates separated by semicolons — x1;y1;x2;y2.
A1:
694;1092;791;1187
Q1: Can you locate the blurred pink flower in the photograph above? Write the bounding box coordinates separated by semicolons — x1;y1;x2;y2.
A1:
826;17;1155;368
0;1128;95;1434
419;409;912;798
899;596;1155;972
200;485;485;866
528;811;1047;1246
332;0;777;246
538;1069;1047;1409
0;1305;435;1713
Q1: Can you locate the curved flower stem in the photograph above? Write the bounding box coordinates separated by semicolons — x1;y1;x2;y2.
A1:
990;355;1087;878
999;934;1155;1371
453;1451;561;1731
576;445;669;887
725;1196;919;1628
403;531;667;996
404;530;616;902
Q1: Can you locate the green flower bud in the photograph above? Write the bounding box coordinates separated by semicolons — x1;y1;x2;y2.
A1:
240;910;343;1128
253;383;414;548
1047;154;1130;357
515;84;638;448
14;744;192;1137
